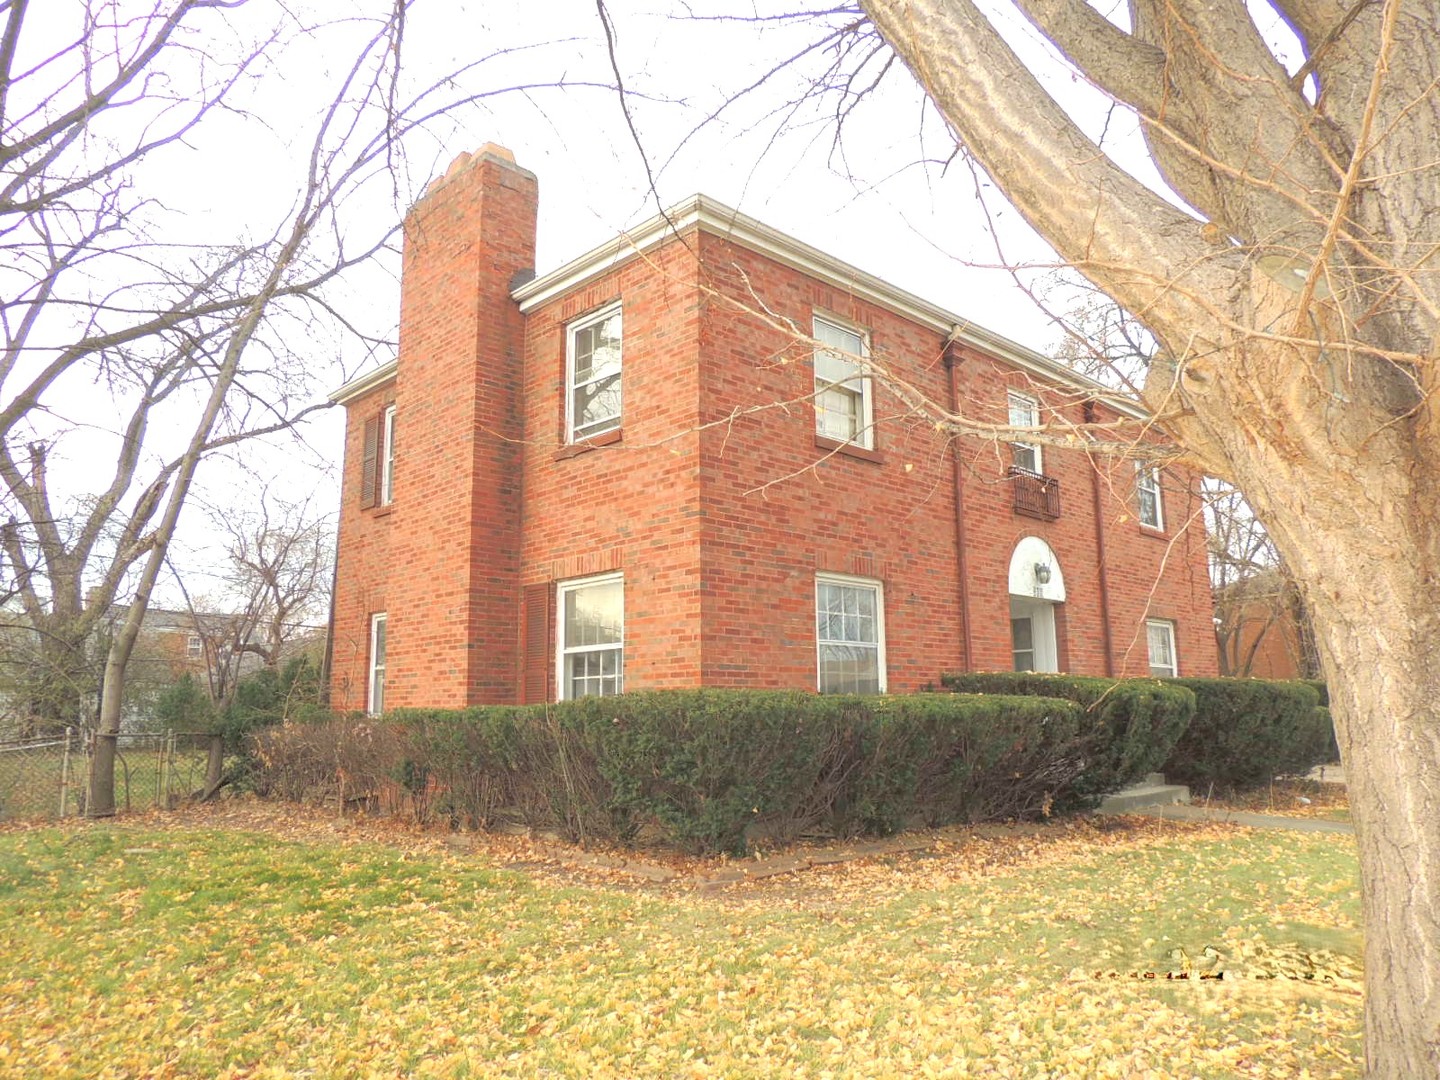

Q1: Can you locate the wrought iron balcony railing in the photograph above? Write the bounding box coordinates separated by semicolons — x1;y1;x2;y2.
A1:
1009;465;1061;521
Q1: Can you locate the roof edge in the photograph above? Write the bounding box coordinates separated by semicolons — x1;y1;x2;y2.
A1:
329;359;398;405
511;196;1147;420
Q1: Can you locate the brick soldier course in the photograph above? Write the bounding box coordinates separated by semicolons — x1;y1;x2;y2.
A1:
329;143;1217;712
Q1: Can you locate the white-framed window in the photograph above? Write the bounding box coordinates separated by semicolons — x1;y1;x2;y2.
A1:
1146;619;1178;678
813;316;874;449
368;612;388;715
558;572;624;699
566;303;623;442
1008;391;1041;474
186;635;202;660
1136;464;1164;530
816;573;886;694
1011;615;1034;671
380;404;397;505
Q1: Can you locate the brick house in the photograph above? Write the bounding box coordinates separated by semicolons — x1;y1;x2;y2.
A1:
328;144;1218;714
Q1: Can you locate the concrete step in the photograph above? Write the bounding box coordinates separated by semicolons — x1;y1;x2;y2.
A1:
1098;776;1191;814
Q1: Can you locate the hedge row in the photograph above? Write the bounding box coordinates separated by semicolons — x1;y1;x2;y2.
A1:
251;689;1134;854
1160;678;1333;790
1302;679;1341;762
940;673;1196;807
942;672;1336;792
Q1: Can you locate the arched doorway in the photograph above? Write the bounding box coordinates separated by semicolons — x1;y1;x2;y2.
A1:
1008;537;1066;672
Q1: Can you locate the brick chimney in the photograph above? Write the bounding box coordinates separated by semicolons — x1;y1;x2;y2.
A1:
384;145;538;706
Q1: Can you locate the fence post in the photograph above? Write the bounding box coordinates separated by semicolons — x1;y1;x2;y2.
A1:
59;727;73;818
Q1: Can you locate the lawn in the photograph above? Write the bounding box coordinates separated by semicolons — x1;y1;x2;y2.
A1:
0;809;1362;1078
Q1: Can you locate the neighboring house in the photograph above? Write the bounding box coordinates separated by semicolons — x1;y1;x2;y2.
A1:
1213;570;1319;680
130;607;326;699
329;144;1218;714
123;607;269;719
0;605;269;736
133;608;232;684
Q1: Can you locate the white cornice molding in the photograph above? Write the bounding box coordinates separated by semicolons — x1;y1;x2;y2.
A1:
329;359;397;405
512;195;1147;419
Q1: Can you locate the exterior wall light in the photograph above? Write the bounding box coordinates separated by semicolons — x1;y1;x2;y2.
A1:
1034;562;1052;585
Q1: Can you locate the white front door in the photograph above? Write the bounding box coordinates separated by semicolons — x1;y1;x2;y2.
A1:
1010;597;1058;672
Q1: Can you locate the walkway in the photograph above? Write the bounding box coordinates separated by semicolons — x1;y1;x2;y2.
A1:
1132;803;1354;834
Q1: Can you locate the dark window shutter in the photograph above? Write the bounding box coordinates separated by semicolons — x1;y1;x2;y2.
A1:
359;414;379;508
522;583;551;703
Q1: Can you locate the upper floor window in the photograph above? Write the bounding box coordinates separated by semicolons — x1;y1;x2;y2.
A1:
359;403;395;509
567;304;622;442
186;635;202;660
1146;619;1177;677
816;573;886;694
558;572;624;698
1008;391;1041;474
1136;465;1164;530
380;404;396;505
813;316;873;449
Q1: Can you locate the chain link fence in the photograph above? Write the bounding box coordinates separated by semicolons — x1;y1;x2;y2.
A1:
0;730;220;821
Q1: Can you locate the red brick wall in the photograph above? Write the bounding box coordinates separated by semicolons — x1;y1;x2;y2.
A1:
330;378;396;711
331;148;538;709
687;234;1216;688
695;233;966;692
517;235;705;695
1092;452;1217;678
946;353;1218;679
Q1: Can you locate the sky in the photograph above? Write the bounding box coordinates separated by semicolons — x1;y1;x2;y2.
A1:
15;0;1184;610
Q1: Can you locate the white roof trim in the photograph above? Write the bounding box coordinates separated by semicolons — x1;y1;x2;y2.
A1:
512;195;1147;419
330;359;397;406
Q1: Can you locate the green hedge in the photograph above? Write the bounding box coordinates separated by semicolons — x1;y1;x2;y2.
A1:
254;689;1090;854
939;673;1196;809
1300;679;1340;762
851;693;1088;832
1159;678;1332;790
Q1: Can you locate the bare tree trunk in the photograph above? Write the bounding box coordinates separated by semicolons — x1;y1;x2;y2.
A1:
199;733;225;801
1301;566;1440;1075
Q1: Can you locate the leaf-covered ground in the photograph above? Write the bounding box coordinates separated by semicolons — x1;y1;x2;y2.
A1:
0;805;1361;1078
1195;778;1350;821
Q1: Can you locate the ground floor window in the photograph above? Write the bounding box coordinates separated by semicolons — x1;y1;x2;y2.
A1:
368;612;387;715
1147;619;1178;677
558;572;624;698
816;573;885;693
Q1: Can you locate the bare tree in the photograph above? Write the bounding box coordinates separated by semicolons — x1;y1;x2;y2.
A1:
750;0;1440;1070
1;2;597;816
170;491;331;710
221;494;331;674
1204;479;1316;679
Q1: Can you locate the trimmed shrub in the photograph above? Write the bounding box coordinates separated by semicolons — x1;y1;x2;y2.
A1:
254;689;1093;854
1300;679;1340;763
587;691;867;852
852;693;1084;832
1160;678;1330;790
250;713;406;805
939;672;1196;809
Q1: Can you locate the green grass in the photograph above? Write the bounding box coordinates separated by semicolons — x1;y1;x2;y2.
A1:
0;822;1362;1078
